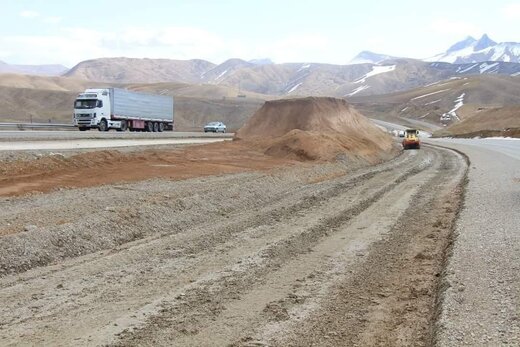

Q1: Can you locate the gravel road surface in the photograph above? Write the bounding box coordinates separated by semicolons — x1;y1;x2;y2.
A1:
0;145;467;346
427;138;520;346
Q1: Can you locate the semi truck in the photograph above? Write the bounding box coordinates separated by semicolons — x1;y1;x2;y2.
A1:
73;88;174;132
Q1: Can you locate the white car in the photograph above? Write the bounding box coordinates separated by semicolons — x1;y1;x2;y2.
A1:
204;121;227;133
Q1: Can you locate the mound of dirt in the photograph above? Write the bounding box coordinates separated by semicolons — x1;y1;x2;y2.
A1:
235;97;397;162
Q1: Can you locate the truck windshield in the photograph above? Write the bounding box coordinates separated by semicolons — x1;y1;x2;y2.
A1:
74;99;98;109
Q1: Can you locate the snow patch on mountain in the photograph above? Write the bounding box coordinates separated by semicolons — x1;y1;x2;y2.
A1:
346;85;370;96
479;62;499;74
457;63;479;74
354;65;396;83
297;64;311;72
216;69;229;81
287;83;303;94
424;99;441;105
441;93;465;122
411;89;450;100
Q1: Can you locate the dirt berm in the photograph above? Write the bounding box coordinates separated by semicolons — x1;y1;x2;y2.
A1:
235;96;398;162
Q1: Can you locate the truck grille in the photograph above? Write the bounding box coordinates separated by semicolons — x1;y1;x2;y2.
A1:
76;114;93;125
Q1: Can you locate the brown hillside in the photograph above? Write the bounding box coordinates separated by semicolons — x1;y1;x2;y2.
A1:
434;106;520;138
0;86;77;123
236;97;397;162
0;73;96;92
350;74;520;128
64;58;215;83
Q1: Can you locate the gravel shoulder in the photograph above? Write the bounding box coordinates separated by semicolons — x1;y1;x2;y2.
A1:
0;145;467;346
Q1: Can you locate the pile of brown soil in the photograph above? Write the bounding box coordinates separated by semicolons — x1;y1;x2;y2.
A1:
235;97;397;162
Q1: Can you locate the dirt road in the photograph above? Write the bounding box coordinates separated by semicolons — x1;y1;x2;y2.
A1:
0;144;467;346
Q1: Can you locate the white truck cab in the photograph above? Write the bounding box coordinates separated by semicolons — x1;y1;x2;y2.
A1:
73;89;121;131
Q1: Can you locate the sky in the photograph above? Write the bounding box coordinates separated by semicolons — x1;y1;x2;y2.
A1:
1;0;519;67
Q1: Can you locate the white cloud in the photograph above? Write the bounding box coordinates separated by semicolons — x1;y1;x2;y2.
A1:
502;3;520;19
43;16;63;24
0;26;233;66
263;34;332;63
19;11;62;24
20;10;40;19
0;25;338;66
430;19;482;38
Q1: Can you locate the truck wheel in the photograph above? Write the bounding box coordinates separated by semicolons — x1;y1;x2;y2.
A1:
153;122;159;132
118;120;128;132
146;122;154;132
158;123;165;132
98;119;109;132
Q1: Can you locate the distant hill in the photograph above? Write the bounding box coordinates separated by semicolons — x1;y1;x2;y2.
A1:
0;60;68;76
64;57;216;84
434;105;520;137
0;73;97;91
349;74;520;127
200;58;255;84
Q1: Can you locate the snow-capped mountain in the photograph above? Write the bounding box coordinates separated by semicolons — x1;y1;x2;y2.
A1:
349;51;399;65
426;34;520;64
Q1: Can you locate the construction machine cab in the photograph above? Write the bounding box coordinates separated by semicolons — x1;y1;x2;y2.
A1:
402;129;420;150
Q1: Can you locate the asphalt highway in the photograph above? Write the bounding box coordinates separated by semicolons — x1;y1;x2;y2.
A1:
427;137;520;345
0;131;233;150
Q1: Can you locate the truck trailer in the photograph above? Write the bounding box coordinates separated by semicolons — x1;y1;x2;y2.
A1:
73;88;174;132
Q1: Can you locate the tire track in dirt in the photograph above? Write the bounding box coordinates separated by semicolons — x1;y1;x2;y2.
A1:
0;150;417;346
110;149;446;346
0;150;411;277
255;145;467;347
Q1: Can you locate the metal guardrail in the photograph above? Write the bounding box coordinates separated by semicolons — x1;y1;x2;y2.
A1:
0;122;75;130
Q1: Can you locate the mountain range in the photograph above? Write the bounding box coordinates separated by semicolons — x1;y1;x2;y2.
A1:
425;34;520;64
61;57;520;98
350;34;520;65
0;61;68;76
